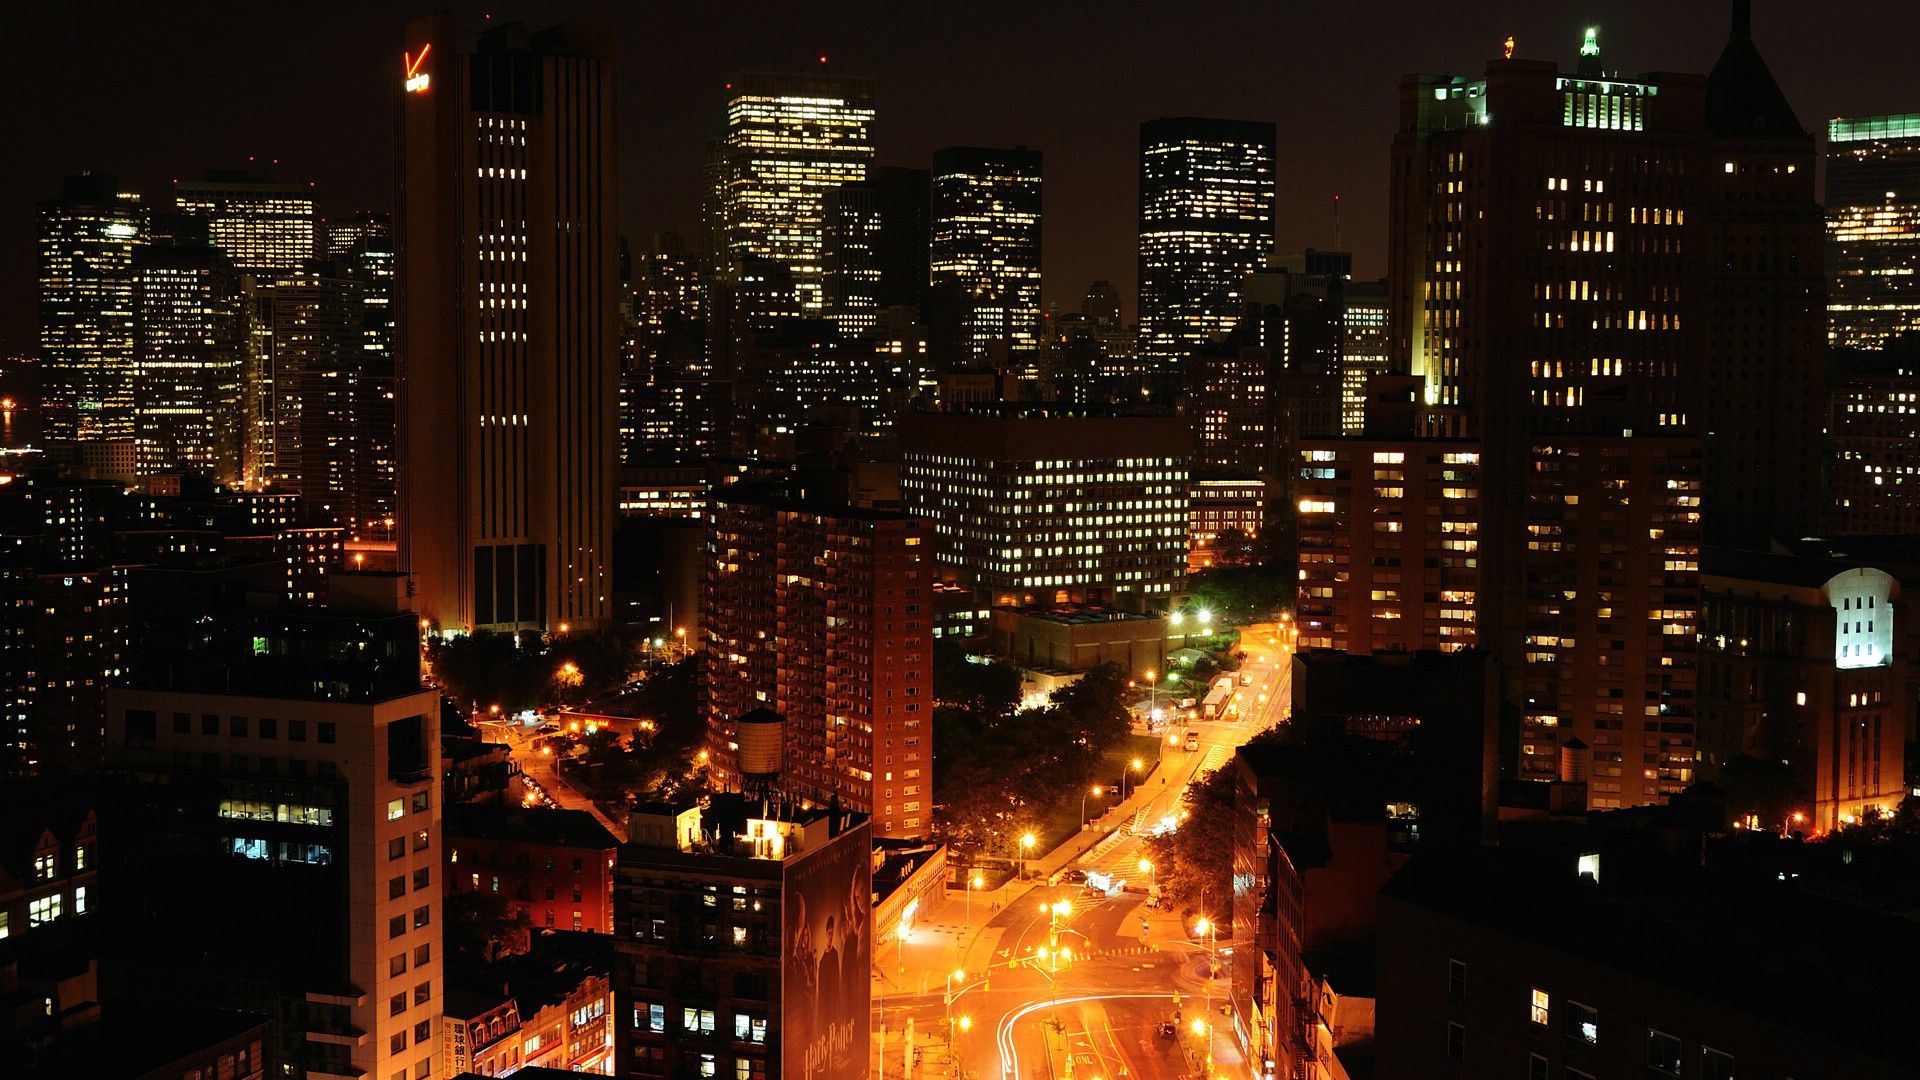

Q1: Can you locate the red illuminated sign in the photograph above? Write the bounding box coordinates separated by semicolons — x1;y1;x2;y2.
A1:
404;44;432;94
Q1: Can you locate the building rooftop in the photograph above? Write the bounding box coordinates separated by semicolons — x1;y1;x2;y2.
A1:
446;805;620;850
1382;842;1920;1066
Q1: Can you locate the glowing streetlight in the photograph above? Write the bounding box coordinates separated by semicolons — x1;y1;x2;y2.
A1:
557;622;570;635
1081;785;1105;828
957;1015;972;1032
1123;757;1145;799
966;872;985;922
1138;858;1155;888
1019;832;1037;879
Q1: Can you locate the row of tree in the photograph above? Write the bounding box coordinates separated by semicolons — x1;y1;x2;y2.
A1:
932;648;1136;855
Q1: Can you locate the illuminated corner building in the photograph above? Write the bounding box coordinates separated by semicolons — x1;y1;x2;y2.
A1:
613;798;871;1080
37;173;147;444
931;146;1042;358
704;489;931;839
1137;117;1275;368
1828;113;1920;348
131;227;247;483
173;169;316;278
103;607;443;1080
397;17;618;632
1829;339;1920;535
1294;435;1482;656
1698;547;1913;833
717;70;876;315
823;166;929;339
897;405;1191;627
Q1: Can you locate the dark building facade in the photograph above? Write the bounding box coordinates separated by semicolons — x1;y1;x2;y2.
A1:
1375;842;1917;1079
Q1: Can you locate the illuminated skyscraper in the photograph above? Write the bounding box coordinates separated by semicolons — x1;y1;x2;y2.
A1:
716;70;875;314
1828;113;1920;348
37;173;147;443
1340;279;1389;434
1137;117;1275;367
269;271;378;529
1384;28;1715;808
173;169;316;277
329;212;397;537
397;17;618;631
131;230;247;481
931;146;1042;357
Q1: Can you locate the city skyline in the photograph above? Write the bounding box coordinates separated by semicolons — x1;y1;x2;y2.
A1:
4;0;1914;354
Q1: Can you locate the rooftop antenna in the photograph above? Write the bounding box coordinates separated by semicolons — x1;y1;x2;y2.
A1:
1332;194;1343;252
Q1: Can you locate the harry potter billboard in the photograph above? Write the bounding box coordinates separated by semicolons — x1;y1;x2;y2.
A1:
781;817;872;1080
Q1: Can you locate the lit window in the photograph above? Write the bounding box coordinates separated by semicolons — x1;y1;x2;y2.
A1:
29;895;60;927
1567;1001;1598;1044
1530;988;1549;1026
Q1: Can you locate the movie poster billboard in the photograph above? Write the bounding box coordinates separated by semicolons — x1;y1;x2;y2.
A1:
781;817;872;1080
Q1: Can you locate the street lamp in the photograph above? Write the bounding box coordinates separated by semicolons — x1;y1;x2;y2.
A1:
966;873;984;923
1080;785;1105;829
1139;857;1155;888
1019;832;1036;878
1146;669;1158;714
1123;757;1144;799
675;625;687;660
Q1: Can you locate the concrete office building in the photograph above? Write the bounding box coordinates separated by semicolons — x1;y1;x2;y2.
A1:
898;405;1191;621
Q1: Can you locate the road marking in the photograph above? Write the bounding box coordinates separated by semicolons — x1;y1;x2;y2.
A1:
995;993;1176;1080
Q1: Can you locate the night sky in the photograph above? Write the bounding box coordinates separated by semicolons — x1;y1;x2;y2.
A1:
5;0;1913;355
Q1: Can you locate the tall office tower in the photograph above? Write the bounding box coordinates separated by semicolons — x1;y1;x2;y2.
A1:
614;798;872;1080
1829;113;1920;348
705;487;932;838
1136;117;1276;368
397;17;619;632
822;166;929;338
104;609;443;1080
930;147;1042;357
898;405;1190;626
131;231;247;481
1340;279;1390;434
622;236;719;464
716;70;876;314
173;169;316;277
1386;29;1731;808
1697;3;1825;547
1829;338;1920;534
1082;280;1122;330
330;214;398;536
269;272;366;525
37;173;147;444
